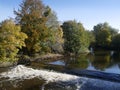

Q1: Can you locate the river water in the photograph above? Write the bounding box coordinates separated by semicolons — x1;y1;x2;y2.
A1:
0;51;120;90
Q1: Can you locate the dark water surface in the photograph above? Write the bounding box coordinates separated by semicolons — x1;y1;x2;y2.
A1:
0;51;120;90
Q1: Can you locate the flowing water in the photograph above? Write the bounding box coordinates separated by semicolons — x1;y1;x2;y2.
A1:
0;51;120;90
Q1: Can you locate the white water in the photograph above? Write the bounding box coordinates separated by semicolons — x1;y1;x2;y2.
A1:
0;65;87;89
1;65;120;90
0;65;80;81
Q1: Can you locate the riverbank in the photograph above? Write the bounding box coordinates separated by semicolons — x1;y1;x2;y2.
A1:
0;53;64;68
0;62;16;68
31;53;64;62
0;51;90;68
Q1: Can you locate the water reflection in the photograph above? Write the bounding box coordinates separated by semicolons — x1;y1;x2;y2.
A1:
46;51;120;74
30;51;120;74
65;55;89;69
63;51;112;71
111;51;120;61
90;51;111;70
49;60;65;66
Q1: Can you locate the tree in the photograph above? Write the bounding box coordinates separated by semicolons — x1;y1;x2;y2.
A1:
111;34;120;50
14;0;51;55
61;20;89;55
0;19;27;62
109;27;118;38
96;29;111;46
46;7;64;53
93;22;111;47
86;31;95;48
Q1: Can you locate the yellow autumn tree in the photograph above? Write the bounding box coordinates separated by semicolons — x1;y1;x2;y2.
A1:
0;19;27;62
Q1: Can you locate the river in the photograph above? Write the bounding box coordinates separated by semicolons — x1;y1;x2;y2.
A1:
0;50;120;90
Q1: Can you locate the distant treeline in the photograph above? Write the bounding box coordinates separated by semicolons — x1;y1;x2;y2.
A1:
0;0;120;62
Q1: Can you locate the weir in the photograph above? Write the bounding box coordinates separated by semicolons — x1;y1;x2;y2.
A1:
0;65;120;90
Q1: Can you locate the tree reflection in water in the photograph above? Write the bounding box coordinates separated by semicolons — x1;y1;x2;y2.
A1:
36;51;120;74
65;51;120;73
91;51;111;70
65;55;89;69
89;50;120;71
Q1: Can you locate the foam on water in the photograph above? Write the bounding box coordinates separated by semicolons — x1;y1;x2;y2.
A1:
1;65;120;90
0;65;85;83
0;65;87;90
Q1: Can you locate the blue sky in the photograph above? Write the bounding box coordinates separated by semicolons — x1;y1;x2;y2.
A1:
0;0;120;30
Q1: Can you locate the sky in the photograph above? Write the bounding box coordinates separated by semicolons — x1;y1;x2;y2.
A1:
0;0;120;31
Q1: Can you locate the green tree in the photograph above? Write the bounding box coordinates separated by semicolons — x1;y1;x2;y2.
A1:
0;19;27;62
93;22;111;47
109;27;118;38
46;8;64;53
96;29;111;46
14;0;51;55
61;20;89;55
86;31;95;49
111;34;120;50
